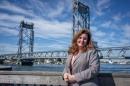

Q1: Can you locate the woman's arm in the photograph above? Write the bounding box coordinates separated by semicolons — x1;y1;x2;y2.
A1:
62;55;71;80
74;50;100;82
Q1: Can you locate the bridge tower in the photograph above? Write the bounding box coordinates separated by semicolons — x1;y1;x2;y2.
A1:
17;21;34;64
72;0;98;47
72;0;90;35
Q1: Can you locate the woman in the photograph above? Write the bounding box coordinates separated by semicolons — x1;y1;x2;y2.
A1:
63;29;100;86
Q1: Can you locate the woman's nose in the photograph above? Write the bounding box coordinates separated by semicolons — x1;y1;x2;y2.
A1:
80;38;84;41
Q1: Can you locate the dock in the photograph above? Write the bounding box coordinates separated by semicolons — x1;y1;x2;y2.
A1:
0;65;12;70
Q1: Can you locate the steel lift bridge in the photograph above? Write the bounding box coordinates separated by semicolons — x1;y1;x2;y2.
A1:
0;0;130;65
0;46;130;64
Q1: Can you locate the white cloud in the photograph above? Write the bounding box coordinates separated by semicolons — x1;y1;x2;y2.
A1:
34;42;69;52
0;20;17;28
47;1;65;18
91;26;106;38
0;27;18;36
96;0;111;16
122;24;130;38
0;0;73;39
90;26;129;48
0;13;25;23
0;1;35;17
0;13;72;39
27;0;71;19
100;21;111;28
112;14;121;21
127;12;130;18
0;7;72;53
99;23;130;47
46;44;67;50
29;18;72;39
97;0;110;8
0;43;18;54
119;39;130;46
100;20;120;30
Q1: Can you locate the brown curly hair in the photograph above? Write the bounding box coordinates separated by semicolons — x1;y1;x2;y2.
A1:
68;29;94;55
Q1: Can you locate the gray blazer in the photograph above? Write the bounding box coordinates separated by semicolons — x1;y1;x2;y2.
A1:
63;49;100;86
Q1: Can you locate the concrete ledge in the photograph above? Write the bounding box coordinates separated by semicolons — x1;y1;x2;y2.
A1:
0;71;66;85
98;72;130;86
0;71;130;86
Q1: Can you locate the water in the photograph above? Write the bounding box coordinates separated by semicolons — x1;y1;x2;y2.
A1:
10;64;130;73
12;64;64;72
100;64;130;73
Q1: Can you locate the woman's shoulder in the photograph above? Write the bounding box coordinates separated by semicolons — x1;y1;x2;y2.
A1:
86;49;97;53
82;49;98;57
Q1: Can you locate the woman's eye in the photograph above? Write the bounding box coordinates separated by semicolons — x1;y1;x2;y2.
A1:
83;37;87;40
79;37;82;39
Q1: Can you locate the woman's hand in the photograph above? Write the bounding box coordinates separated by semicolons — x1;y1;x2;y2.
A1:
68;74;76;83
63;73;70;82
64;73;76;83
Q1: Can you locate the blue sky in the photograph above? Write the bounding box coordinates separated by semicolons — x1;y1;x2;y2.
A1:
0;0;130;54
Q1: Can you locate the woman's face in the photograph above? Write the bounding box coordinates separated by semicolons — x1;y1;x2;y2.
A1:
77;33;88;49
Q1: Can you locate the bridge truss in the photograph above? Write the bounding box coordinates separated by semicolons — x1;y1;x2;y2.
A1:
0;46;130;60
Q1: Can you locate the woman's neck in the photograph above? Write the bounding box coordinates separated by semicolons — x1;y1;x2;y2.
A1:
78;49;83;54
79;46;84;51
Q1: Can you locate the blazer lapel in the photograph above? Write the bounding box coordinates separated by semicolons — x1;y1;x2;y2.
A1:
72;53;81;65
68;55;72;66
